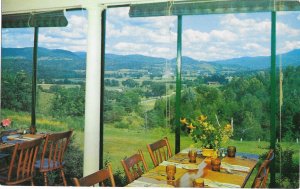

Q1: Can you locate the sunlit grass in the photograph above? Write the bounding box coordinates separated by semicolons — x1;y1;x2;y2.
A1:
1;109;299;187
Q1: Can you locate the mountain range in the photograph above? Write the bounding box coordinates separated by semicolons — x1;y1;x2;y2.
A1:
1;47;300;79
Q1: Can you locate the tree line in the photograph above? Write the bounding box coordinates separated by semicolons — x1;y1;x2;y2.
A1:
1;66;299;141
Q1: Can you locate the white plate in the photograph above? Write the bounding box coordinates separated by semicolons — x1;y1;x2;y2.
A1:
182;164;199;170
6;134;21;140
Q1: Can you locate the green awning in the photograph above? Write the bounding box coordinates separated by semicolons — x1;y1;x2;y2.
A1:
2;10;68;28
129;0;300;17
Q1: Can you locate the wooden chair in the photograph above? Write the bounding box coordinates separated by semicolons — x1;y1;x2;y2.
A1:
34;130;73;186
0;153;10;171
72;163;115;187
266;149;274;161
0;138;43;185
147;137;172;167
259;149;274;187
251;150;274;189
121;150;148;184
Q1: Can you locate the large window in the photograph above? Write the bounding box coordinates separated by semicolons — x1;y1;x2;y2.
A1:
1;10;87;185
182;13;271;144
104;7;177;176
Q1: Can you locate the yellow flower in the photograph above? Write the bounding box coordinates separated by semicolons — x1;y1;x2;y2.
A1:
198;115;207;122
180;118;188;125
202;122;208;127
225;124;232;131
186;123;196;129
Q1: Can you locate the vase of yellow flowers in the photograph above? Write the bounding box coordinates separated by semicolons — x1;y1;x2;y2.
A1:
181;115;233;157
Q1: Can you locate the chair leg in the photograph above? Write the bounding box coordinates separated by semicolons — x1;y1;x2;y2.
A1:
43;172;48;186
60;169;67;186
31;178;35;186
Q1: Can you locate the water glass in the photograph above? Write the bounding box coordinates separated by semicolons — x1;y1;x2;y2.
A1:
166;165;176;180
227;146;236;157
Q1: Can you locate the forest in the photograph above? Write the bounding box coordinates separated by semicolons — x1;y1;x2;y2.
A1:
1;65;300;141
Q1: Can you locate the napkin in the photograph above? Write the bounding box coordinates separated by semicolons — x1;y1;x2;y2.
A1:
204;178;241;188
221;162;250;172
127;180;173;187
179;148;190;154
160;161;188;169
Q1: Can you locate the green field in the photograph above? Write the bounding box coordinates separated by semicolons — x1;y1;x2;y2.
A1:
1;109;299;187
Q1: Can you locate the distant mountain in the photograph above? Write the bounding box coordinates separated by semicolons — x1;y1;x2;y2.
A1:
214;49;300;69
74;51;86;59
1;47;300;79
2;47;86;79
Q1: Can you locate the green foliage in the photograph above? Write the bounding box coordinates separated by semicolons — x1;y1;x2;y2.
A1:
50;85;85;117
115;120;129;129
149;82;166;97
273;143;299;188
1;71;31;112
114;113;145;129
104;153;127;187
105;79;120;87
122;79;139;88
64;137;84;185
115;89;141;113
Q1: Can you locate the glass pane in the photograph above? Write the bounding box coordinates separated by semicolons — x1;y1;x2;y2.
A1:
1;10;87;185
36;10;87;185
182;13;272;186
104;7;177;185
1;27;34;132
276;11;300;188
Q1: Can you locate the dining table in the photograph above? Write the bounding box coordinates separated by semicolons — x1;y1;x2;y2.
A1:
0;133;45;151
127;148;258;188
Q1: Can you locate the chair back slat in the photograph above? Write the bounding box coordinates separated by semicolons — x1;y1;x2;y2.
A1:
6;138;42;185
147;137;172;167
39;130;73;171
73;163;116;187
121;150;148;183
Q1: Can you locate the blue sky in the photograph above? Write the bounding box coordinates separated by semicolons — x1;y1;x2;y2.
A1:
2;7;300;61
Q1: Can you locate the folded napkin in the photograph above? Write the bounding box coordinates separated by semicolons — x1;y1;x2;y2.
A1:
204;178;241;188
179;148;190;154
179;148;202;155
221;162;250;172
127;179;173;187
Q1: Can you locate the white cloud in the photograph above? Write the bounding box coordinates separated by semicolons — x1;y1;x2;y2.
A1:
278;41;300;53
183;29;210;43
210;30;237;41
277;22;299;36
112;42;175;58
2;9;300;61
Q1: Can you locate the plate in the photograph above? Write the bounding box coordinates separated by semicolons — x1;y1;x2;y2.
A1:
6;134;21;140
182;164;199;170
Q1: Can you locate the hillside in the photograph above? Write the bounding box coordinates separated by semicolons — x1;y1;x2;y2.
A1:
214;49;300;69
1;47;300;79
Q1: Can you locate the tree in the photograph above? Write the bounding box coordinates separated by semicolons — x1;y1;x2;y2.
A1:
122;79;139;88
1;71;31;111
51;86;85;117
151;83;166;97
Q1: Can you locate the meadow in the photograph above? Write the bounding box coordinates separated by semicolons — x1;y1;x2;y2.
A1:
2;109;299;187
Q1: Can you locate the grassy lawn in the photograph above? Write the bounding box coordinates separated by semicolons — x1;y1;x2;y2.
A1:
1;109;299;187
